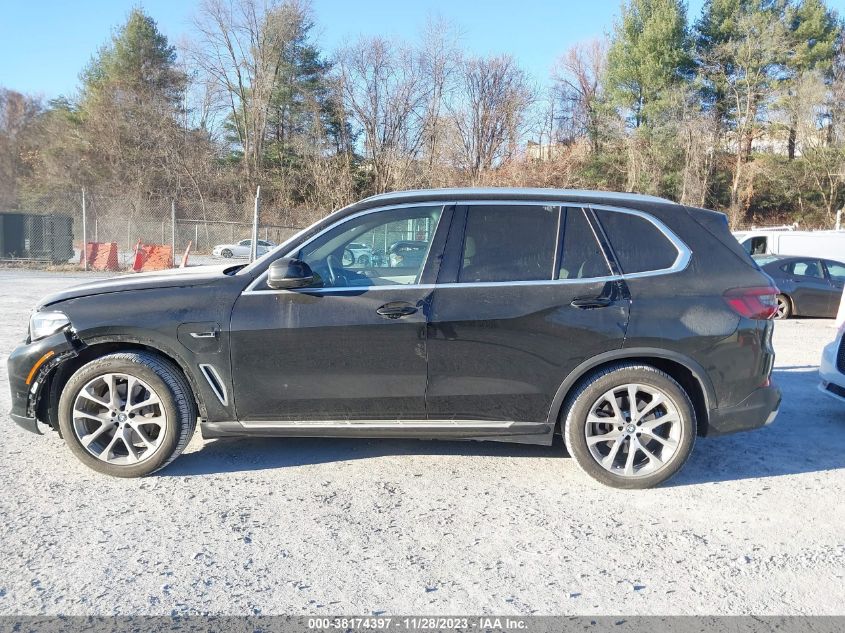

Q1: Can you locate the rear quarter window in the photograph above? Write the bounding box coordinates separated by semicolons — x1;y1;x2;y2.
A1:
594;209;678;274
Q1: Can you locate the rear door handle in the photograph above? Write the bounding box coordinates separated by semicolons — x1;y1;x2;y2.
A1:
571;297;613;309
376;302;418;319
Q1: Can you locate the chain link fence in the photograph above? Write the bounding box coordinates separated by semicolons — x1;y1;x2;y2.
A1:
0;189;306;269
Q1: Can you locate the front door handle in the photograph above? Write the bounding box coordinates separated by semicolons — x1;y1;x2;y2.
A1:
376;302;418;319
571;297;613;309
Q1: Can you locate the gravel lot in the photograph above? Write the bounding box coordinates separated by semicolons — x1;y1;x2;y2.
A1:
0;269;843;616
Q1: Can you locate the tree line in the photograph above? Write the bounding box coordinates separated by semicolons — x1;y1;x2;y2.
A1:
0;0;843;228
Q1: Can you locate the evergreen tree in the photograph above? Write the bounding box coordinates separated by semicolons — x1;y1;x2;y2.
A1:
75;9;187;197
606;0;692;127
783;0;841;157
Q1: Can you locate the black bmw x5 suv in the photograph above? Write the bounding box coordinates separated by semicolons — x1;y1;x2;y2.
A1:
8;188;781;488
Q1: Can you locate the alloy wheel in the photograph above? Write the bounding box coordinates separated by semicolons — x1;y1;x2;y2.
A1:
584;383;682;478
71;373;168;466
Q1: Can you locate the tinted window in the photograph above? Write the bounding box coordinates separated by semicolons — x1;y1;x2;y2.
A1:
783;259;823;279
595;209;678;274
297;205;442;288
825;261;845;282
559;208;610;279
459;205;558;283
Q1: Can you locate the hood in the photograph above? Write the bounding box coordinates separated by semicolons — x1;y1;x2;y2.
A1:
37;264;241;309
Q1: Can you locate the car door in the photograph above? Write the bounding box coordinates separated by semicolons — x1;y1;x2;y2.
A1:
823;260;845;316
786;259;832;316
426;204;629;425
235;239;251;257
228;204;449;422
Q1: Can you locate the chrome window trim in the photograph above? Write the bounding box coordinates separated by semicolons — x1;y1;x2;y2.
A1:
241;199;691;295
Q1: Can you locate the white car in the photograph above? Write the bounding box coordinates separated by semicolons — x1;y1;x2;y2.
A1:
212;239;275;259
819;289;845;402
342;242;374;266
819;323;845;402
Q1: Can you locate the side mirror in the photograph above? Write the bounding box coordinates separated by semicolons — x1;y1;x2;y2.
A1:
267;257;316;290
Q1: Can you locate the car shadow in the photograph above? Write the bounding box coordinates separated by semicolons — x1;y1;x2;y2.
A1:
669;367;845;486
160;434;562;477
160;368;845;485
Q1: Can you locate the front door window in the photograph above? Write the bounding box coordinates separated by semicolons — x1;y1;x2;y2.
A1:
296;206;443;288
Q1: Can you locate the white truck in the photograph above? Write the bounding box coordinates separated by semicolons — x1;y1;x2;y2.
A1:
733;229;845;260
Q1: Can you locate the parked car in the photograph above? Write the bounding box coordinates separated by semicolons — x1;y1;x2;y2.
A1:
753;255;845;319
735;228;845;260
341;242;374;266
819;321;845;403
8;188;781;488
387;240;429;269
212;239;275;259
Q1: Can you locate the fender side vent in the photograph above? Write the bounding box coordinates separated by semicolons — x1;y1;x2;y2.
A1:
198;364;228;406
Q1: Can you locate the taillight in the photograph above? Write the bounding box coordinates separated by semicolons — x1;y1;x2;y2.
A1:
723;286;779;320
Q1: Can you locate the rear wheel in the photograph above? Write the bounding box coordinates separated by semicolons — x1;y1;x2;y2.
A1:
774;294;791;319
58;351;197;477
563;363;696;489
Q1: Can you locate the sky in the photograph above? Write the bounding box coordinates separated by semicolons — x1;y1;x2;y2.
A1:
3;0;837;101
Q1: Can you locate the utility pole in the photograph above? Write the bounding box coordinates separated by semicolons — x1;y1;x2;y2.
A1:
171;200;177;267
251;186;260;262
81;188;87;271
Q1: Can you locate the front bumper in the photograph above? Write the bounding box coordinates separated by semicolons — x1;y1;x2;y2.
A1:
7;329;78;434
819;332;845;402
705;383;781;436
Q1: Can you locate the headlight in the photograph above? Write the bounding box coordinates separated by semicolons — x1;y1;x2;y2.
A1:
29;311;70;341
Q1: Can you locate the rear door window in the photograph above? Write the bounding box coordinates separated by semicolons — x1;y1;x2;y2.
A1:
825;261;845;282
559;208;610;279
459;205;559;282
594;209;678;274
782;259;824;279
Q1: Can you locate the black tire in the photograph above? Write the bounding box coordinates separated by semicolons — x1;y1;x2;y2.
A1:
562;362;696;489
58;351;197;477
775;294;792;320
221;248;233;259
357;254;370;266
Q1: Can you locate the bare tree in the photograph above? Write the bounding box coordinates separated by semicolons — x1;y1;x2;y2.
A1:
448;55;534;183
0;88;42;206
336;36;431;193
550;39;606;149
190;0;307;189
417;17;461;184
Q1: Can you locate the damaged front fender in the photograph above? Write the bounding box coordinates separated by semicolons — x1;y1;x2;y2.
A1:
7;329;82;434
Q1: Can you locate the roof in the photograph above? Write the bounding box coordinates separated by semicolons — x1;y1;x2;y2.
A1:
345;187;676;214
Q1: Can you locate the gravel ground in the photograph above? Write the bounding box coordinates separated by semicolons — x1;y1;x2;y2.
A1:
0;269;843;616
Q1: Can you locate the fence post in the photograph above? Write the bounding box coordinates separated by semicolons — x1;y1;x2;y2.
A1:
81;188;87;271
171;199;176;267
251;186;260;261
837;208;842;231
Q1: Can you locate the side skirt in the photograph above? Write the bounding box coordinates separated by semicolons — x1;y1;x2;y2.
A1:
200;419;554;445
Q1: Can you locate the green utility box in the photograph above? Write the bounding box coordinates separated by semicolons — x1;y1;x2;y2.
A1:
0;212;75;263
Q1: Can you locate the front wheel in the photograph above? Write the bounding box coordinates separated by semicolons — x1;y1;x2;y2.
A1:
563;363;696;489
58;351;197;477
221;248;233;259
